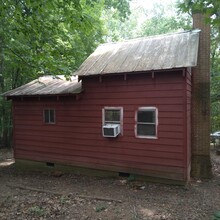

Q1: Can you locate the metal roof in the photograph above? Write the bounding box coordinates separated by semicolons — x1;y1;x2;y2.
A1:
3;75;82;97
75;30;200;76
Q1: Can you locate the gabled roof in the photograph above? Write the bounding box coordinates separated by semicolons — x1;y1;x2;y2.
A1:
3;75;82;98
75;30;200;76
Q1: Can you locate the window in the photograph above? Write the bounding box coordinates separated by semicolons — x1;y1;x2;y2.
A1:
102;107;123;132
44;109;55;124
135;107;158;138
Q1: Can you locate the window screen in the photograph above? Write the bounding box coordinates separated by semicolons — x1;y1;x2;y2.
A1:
104;109;121;124
44;109;55;124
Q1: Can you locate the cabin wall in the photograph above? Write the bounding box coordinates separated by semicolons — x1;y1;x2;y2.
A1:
12;70;190;181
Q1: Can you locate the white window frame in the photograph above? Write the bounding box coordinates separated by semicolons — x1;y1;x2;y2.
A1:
102;107;123;135
135;107;158;139
43;109;56;124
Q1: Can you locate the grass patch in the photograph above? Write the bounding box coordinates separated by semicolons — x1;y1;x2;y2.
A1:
29;206;45;217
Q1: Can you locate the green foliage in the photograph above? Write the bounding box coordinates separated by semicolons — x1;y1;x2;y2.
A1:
60;196;68;204
211;74;220;132
140;3;191;36
103;1;191;42
209;10;220;132
141;15;190;36
29;206;45;217
104;0;131;21
178;0;220;26
0;0;130;83
212;211;220;220
102;8;139;42
95;203;106;212
127;174;135;182
210;27;220;132
1;0;105;78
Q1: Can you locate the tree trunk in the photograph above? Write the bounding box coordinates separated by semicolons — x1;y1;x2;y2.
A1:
0;36;12;148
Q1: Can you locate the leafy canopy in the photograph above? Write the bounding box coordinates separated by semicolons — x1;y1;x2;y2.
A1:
178;0;220;26
0;0;131;79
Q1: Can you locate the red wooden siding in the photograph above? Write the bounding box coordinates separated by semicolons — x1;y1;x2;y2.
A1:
12;70;191;181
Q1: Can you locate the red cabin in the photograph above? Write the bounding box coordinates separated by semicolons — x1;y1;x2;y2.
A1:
4;27;211;183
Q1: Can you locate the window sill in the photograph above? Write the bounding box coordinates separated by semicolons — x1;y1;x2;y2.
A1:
136;135;158;139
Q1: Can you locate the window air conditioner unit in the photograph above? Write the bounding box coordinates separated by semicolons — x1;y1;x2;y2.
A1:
103;124;120;137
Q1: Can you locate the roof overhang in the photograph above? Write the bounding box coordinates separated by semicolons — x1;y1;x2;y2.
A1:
3;75;82;99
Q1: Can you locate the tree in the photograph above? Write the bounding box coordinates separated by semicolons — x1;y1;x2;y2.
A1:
102;1;191;42
140;2;191;36
102;5;139;42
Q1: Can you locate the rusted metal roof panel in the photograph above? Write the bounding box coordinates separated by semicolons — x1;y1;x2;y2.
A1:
3;75;82;97
75;30;200;76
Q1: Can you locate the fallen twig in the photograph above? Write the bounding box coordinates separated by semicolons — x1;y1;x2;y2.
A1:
7;184;122;203
7;184;64;196
76;194;122;203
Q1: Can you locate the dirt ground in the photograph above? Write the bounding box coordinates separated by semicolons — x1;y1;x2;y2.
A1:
0;149;220;220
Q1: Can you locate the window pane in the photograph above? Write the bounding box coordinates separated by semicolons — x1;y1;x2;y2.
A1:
44;110;49;123
105;109;120;122
50;109;55;123
138;110;155;123
137;124;156;136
